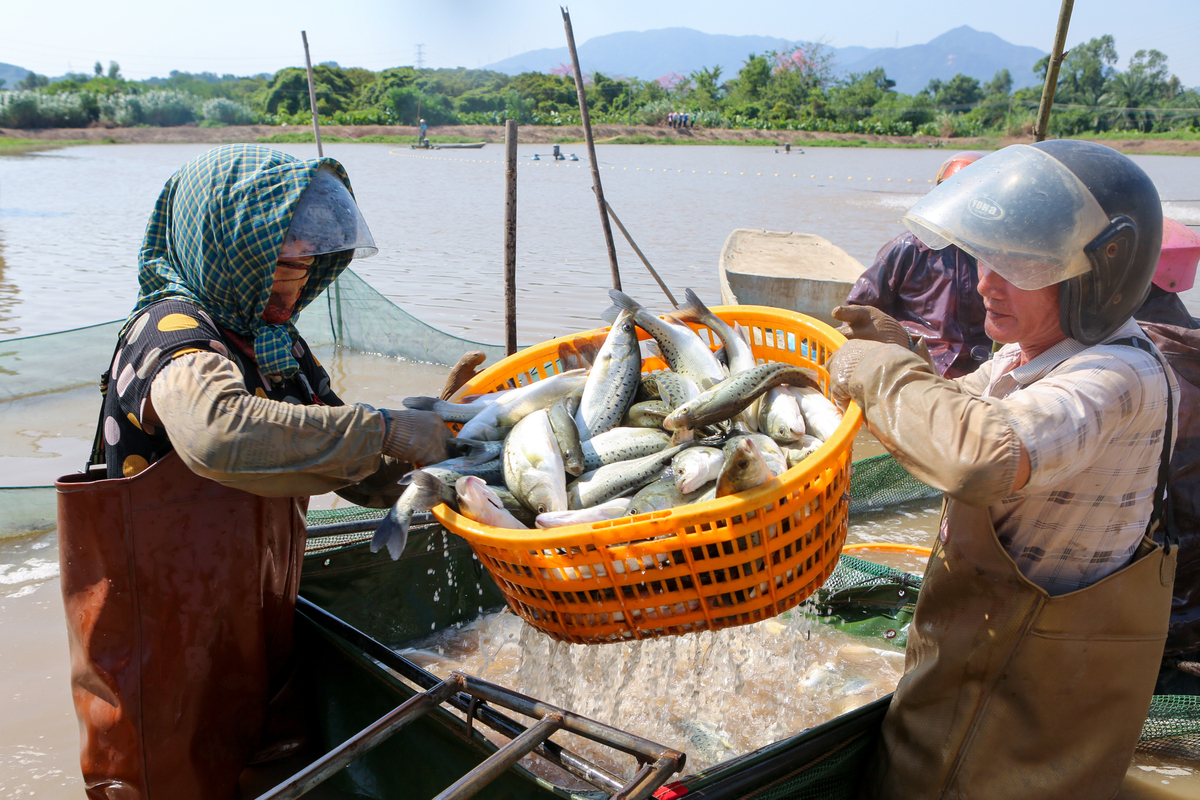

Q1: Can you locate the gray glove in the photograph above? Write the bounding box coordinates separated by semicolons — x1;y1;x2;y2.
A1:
831;305;913;348
380;408;453;466
826;339;888;410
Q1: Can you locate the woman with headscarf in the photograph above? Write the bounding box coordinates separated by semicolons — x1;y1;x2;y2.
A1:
56;144;453;800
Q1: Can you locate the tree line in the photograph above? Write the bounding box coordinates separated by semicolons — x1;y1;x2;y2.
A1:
1;35;1196;137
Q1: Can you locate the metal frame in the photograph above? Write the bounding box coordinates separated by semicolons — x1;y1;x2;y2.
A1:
257;598;685;800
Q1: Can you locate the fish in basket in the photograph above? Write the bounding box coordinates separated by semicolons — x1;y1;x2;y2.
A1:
375;289;862;644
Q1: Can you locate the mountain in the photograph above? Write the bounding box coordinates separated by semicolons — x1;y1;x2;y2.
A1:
483;27;799;81
0;62;31;89
483;26;1047;94
836;26;1046;94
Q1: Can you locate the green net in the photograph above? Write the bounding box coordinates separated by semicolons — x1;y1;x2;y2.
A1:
743;733;874;800
1139;696;1200;759
847;453;940;515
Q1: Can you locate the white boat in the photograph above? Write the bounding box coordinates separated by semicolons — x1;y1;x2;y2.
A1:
718;229;865;327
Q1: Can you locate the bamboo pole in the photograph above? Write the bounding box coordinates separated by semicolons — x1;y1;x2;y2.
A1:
561;7;621;291
301;31;324;157
1033;0;1075;142
504;119;519;355
605;202;677;308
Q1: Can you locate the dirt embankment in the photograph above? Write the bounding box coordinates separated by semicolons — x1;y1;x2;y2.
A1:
2;123;1198;155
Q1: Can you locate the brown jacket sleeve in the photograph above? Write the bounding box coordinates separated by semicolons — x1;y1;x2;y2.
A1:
848;346;1021;507
151;351;386;497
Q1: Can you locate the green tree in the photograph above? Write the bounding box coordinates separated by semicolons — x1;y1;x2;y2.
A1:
94;61;103;77
984;69;1012;97
1037;35;1117;106
931;74;982;109
107;61;121;80
261;65;355;115
688;65;724;110
17;73;49;90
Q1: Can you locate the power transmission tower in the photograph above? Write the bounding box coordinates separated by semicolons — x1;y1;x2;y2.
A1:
415;44;425;70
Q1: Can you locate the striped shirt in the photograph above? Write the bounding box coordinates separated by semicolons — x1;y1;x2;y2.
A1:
955;318;1177;595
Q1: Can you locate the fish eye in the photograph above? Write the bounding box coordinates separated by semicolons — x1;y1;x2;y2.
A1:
537;504;548;513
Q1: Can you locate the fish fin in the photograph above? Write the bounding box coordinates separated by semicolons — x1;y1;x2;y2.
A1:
449;438;494;466
600;304;621;324
640;339;664;361
402;396;440;411
670;287;710;324
371;506;411;561
607;289;641;316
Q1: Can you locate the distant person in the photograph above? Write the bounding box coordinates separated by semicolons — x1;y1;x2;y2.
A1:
419;117;428;146
835;151;989;377
1135;218;1200;695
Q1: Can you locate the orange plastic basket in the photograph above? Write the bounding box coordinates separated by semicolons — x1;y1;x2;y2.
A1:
432;305;862;644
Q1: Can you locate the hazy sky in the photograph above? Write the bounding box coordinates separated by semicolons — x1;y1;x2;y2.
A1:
4;0;1199;87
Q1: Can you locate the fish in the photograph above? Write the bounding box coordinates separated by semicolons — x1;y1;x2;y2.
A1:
580;427;672;472
672;446;725;493
502;409;568;514
663;362;821;432
608;290;726;388
645;370;701;412
568;443;693;509
783;435;823;468
624;399;669;429
791;385;843;441
455;476;528;529
624;473;712;516
456;368;589;441
535;498;634;528
574;310;641;440
402;391;511;423
371;471;459;560
670;288;757;376
758;386;806;443
716;437;775;497
746;433;788;477
548;392;585;476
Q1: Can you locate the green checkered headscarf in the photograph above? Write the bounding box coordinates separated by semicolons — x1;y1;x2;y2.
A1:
134;144;356;377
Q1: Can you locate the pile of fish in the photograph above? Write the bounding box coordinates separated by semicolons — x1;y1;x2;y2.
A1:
371;289;844;560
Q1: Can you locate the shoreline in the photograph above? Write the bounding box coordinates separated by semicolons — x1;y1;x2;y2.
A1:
3;124;1199;156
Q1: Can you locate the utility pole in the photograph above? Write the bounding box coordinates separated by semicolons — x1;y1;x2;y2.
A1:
415;44;425;70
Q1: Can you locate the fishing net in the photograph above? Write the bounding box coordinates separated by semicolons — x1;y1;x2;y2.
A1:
847;453;940;515
1138;696;1200;760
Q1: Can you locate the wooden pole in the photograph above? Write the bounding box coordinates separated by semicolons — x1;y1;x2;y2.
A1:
1032;0;1074;142
605;202;677;308
561;7;621;292
301;31;324;157
504;119;519;356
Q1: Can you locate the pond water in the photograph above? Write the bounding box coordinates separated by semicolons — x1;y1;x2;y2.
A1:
1;142;1198;798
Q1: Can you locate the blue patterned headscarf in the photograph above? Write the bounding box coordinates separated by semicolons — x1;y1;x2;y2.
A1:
134;144;356;377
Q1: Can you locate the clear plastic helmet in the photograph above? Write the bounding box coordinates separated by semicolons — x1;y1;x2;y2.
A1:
903;140;1162;344
281;166;378;260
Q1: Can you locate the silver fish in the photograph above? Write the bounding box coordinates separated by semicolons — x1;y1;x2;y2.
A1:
580;427;671;472
624;399;669;428
502;409;567;514
672;446;725;493
646;370;701;412
791;385;843;441
608;290;726;388
372;471;458;560
670;288;757;376
575;310;641;440
568;443;692;509
402;391;511;423
716;437;775;497
758;386;806;443
625;474;711;516
455;476;528;529
784;435;823;468
457;368;588;441
663;362;820;432
745;433;788;477
536;498;633;528
548;392;585;476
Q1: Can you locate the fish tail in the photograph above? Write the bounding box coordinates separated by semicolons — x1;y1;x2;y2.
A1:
371;506;412;561
402;396;439;411
607;289;642;316
672;287;713;325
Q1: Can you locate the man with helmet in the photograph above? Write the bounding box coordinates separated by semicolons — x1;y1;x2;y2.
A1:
835;151;989;377
56;145;456;800
828;141;1178;800
1136;218;1200;694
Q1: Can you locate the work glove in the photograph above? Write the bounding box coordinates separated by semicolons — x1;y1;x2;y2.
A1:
826;339;889;411
831;305;914;348
440;351;487;400
380;408;453;466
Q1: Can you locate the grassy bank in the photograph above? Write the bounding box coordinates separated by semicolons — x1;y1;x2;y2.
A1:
0;138;92;155
256;132;482;145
